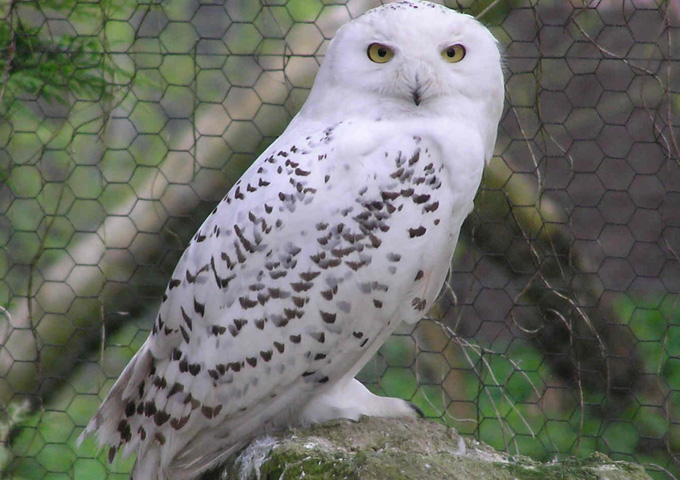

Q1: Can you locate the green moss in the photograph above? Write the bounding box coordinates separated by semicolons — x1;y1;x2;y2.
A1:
502;452;649;480
208;418;651;480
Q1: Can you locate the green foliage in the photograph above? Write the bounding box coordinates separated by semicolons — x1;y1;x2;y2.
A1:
0;0;135;115
1;22;104;106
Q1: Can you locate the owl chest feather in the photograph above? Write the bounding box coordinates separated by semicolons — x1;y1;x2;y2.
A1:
107;117;484;472
176;116;483;362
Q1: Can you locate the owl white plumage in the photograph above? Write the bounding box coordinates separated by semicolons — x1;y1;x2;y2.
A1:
81;2;504;479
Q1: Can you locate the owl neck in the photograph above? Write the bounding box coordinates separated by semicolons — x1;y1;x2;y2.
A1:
298;84;477;121
293;85;499;162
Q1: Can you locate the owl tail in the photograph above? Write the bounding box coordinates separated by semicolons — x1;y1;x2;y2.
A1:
167;438;248;480
130;447;164;480
78;342;156;475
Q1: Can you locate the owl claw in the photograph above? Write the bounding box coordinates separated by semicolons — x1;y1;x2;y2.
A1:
408;401;425;418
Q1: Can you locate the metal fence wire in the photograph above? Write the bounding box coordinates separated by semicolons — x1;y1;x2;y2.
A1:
1;0;679;478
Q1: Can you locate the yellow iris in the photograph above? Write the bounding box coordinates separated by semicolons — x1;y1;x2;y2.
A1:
441;44;466;63
367;43;394;63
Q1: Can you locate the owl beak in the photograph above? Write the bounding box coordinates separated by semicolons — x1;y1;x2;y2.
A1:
411;89;422;106
411;70;426;106
402;61;432;107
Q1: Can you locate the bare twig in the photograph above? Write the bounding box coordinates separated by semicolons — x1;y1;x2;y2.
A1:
431;320;538;450
644;463;679;480
475;0;504;21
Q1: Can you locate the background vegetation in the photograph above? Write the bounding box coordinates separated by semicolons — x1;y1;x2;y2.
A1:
1;0;679;479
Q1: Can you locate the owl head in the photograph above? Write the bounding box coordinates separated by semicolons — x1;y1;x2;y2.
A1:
300;1;504;159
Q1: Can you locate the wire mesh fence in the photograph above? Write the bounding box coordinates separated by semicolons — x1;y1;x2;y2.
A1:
0;0;678;478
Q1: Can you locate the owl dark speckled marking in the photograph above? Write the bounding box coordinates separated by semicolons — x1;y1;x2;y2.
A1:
80;2;504;479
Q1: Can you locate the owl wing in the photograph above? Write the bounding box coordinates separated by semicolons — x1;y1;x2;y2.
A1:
83;118;477;479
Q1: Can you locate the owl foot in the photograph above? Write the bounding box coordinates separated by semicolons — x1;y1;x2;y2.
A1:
408;401;425;418
298;375;419;425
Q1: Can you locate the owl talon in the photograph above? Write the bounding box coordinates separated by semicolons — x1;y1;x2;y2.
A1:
408;402;425;418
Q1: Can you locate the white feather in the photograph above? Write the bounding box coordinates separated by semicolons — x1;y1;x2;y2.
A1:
82;3;504;479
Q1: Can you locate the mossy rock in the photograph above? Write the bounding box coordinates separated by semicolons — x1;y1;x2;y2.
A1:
202;417;651;480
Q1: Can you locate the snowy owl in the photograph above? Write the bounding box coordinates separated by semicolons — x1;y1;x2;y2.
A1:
81;2;504;479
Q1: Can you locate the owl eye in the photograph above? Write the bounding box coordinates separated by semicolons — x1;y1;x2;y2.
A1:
367;43;394;63
441;44;466;63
